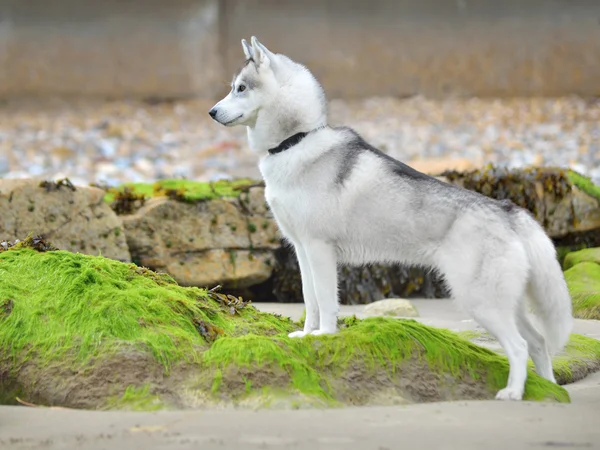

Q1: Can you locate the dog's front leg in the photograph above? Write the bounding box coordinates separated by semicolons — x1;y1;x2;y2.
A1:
288;243;320;338
303;239;339;336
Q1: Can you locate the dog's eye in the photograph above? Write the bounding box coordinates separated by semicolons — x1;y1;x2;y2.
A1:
237;85;246;93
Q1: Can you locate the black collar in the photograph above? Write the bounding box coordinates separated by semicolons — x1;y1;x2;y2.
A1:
267;131;310;155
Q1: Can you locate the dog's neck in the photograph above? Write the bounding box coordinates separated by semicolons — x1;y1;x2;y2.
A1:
246;91;327;155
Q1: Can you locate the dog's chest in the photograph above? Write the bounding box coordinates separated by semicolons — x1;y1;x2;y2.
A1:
265;186;310;221
260;152;337;239
264;184;328;241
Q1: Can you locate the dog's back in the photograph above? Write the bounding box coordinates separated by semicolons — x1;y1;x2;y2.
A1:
261;125;509;267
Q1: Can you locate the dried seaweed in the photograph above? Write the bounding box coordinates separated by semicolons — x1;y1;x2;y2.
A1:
206;285;250;315
0;235;58;253
39;178;76;192
108;186;146;215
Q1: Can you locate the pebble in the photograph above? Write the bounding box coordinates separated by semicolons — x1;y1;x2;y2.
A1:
0;96;598;186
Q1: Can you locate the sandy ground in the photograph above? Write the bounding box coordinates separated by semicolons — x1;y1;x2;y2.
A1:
1;300;599;450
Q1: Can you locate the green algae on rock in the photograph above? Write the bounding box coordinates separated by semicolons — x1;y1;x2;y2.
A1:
196;317;568;407
567;171;600;204
552;334;600;383
564;260;600;320
103;178;259;214
563;247;600;270
0;247;570;410
456;329;600;385
563;247;600;320
0;248;291;368
104;385;165;412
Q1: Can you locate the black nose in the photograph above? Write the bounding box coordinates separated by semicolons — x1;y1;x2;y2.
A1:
208;108;217;118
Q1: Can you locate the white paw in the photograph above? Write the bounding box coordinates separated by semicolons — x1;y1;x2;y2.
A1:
310;329;337;336
288;330;308;338
495;387;523;401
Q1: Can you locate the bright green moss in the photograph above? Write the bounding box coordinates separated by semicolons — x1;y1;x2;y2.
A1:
563;247;600;270
103;178;257;204
0;248;571;408
564;261;600;320
0;248;293;371
567;170;600;204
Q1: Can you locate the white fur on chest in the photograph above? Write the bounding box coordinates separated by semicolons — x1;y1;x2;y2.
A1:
263;180;330;244
258;130;345;243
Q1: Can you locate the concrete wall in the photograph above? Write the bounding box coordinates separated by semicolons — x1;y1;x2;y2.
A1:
0;0;222;99
1;0;599;99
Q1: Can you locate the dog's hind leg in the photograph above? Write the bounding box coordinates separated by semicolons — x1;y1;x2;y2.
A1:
444;244;530;400
469;304;529;400
516;301;556;382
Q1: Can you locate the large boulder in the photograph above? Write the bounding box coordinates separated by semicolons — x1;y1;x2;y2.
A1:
0;179;130;261
108;169;600;303
1;244;585;410
440;167;600;243
120;182;279;289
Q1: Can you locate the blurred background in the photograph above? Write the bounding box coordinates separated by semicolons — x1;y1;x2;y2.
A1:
0;0;599;186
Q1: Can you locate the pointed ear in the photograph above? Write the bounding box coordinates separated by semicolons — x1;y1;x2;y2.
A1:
241;38;254;60
251;36;275;69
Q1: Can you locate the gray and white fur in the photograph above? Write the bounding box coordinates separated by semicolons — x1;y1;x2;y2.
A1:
209;36;573;401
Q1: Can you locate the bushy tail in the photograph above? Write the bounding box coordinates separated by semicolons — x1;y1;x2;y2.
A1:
516;213;573;354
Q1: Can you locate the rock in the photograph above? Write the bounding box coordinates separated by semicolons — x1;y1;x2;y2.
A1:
241;183;269;215
364;299;419;318
163;249;274;289
440;167;600;240
564;248;600;320
0;179;130;261
122;189;279;289
563;247;600;270
0;247;573;410
457;329;600;385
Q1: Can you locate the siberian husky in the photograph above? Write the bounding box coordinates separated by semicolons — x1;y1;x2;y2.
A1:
209;37;573;400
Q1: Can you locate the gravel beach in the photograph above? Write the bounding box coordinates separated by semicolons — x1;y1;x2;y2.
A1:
0;96;598;186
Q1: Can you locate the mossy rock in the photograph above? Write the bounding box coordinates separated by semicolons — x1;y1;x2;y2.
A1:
102;179;259;215
563;247;600;270
567;171;600;203
0;246;573;410
440;166;600;244
564;260;600;320
457;330;600;384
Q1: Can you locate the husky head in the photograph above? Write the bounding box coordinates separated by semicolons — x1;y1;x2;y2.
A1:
209;36;328;152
